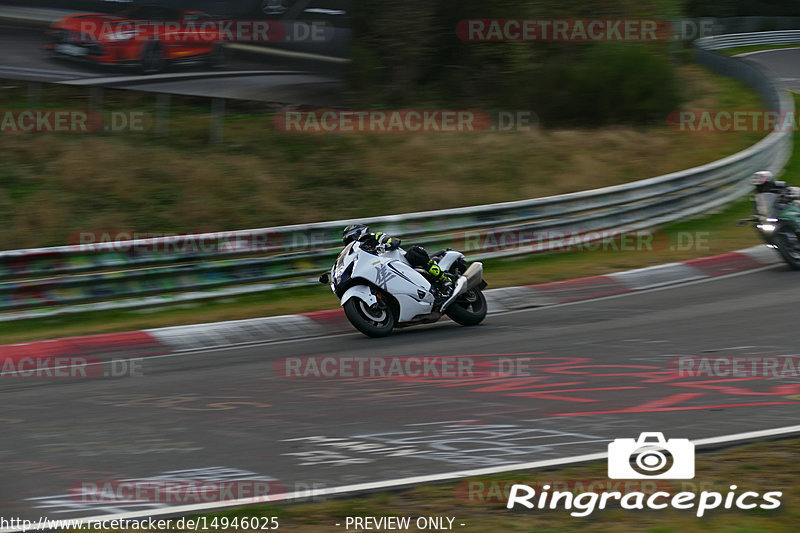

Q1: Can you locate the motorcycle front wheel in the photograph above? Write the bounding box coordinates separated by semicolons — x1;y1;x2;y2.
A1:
773;228;800;270
343;294;396;337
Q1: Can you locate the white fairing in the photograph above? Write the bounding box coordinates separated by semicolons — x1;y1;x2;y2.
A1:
330;242;481;325
340;285;376;307
755;192;778;217
332;243;440;323
437;250;465;272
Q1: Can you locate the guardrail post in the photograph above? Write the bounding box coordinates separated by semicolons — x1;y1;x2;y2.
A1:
155;93;171;138
0;31;793;320
210;98;225;143
90;87;103;112
27;82;41;108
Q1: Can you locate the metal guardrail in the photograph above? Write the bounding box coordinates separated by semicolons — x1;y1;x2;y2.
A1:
696;30;800;49
1;33;797;321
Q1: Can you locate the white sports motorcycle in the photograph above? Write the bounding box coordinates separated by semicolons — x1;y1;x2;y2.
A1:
319;241;488;337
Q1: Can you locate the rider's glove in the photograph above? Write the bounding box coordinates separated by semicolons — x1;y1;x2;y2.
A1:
375;232;401;251
358;233;378;246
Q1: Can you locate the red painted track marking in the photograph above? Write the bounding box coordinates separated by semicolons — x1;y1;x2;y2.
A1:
546;400;800;417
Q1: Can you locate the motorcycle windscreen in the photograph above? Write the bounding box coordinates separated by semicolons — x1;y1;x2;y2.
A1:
334;242;355;270
755;192;778;217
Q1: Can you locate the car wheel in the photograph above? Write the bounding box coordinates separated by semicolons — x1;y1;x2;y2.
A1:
207;44;227;69
261;0;291;16
140;42;164;74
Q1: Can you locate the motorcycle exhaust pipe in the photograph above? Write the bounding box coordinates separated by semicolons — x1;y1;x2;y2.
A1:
440;262;483;312
463;262;484;291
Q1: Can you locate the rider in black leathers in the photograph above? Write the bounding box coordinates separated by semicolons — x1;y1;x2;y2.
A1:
341;224;452;298
752;170;800;200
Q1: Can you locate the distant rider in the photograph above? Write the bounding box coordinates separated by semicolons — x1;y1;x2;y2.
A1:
341;224;453;299
752;170;800;201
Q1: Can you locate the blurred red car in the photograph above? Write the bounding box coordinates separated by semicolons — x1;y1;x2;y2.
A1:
45;4;226;74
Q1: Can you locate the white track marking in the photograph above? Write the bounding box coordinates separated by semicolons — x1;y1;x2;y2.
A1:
2;425;799;532
734;47;800;58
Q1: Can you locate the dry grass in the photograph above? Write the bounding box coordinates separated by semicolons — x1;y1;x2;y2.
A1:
0;65;763;249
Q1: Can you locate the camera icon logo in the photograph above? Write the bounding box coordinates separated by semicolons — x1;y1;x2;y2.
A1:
608;432;695;479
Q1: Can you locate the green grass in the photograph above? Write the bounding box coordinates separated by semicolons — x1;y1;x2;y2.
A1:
0;64;764;250
718;44;800;57
781;97;800;181
0;65;780;344
168;436;800;533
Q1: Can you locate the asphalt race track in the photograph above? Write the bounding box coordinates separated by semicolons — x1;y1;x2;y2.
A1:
738;48;800;92
2;265;800;521
0;24;345;105
2;46;800;526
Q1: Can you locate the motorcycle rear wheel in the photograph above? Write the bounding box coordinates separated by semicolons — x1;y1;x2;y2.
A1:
445;289;487;326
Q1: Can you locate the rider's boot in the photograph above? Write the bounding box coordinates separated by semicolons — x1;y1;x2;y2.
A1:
427;261;454;310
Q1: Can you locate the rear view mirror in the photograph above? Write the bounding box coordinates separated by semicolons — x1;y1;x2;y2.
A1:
319;272;331;284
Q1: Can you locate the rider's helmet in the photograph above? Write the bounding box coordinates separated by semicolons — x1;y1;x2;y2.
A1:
751;170;775;192
342;224;369;245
